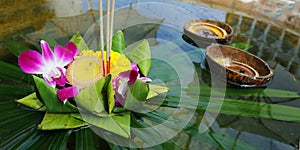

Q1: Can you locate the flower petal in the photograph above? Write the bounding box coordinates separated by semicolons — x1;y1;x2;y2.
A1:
128;70;139;85
18;50;44;74
118;70;131;79
65;42;79;56
139;77;152;82
43;74;56;88
112;77;120;89
54;43;78;66
118;80;129;98
114;94;125;107
53;67;67;87
41;40;55;63
57;86;80;104
131;62;139;71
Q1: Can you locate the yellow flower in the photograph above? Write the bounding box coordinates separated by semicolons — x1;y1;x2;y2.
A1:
67;50;131;88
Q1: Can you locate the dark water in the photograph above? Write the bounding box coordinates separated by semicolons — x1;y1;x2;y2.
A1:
0;0;299;149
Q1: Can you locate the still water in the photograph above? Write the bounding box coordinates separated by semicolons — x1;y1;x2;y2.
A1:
0;0;299;149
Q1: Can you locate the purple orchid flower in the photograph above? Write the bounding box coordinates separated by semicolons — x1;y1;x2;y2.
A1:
57;86;80;104
18;40;78;88
113;62;151;107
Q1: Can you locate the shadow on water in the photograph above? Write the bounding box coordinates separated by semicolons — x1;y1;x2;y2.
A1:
0;0;300;149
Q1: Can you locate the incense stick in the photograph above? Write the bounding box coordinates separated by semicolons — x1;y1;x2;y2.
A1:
106;0;111;75
99;0;105;76
108;0;115;74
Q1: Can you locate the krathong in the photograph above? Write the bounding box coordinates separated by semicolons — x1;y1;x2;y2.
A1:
16;0;169;138
16;31;169;138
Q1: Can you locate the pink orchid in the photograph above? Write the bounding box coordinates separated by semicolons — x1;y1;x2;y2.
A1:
18;40;78;88
113;62;151;107
57;86;80;104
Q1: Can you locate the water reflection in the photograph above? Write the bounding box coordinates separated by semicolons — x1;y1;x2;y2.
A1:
226;13;300;83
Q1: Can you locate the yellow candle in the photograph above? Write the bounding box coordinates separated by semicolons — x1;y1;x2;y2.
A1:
66;56;103;88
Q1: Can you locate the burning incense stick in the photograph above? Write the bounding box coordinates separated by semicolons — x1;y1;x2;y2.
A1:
99;0;115;75
99;0;105;76
106;0;111;75
107;0;115;74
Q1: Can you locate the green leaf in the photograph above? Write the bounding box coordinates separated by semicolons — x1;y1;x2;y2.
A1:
46;131;71;150
75;78;106;114
105;75;115;114
161;95;300;122
16;93;46;111
0;123;38;149
124;79;149;110
7;129;41;150
147;84;170;99
0;101;43;149
70;32;89;52
75;128;109;150
0;61;32;84
111;30;126;54
75;75;115;114
225;87;300;98
0;102;43;137
131;116;175;147
75;128;97;150
38;112;88;130
135;106;256;149
229;42;253;51
3;38;32;57
185;128;257;150
126;40;151;76
75;112;131;138
33;76;78;113
218;98;300;122
112;107;128;113
184;85;300;98
0;84;34;99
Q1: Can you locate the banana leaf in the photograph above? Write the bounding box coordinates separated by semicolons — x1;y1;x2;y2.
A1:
16;92;46;111
105;75;115;114
111;30;126;54
126;40;151;76
124;79;149;110
147;84;170;99
73;112;131;138
75;75;115;114
70;32;89;52
38;113;88;130
33;76;78;113
75;78;106;114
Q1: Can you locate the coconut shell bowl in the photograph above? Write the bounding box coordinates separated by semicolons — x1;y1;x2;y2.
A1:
205;45;274;87
183;19;233;47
